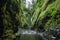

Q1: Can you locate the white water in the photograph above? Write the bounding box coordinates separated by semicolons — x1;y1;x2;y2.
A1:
18;29;36;34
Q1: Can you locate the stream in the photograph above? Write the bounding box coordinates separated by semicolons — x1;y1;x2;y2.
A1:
14;28;60;40
16;29;45;40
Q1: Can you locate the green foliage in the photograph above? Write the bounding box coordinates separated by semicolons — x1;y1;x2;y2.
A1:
1;0;60;40
0;0;20;40
20;0;60;29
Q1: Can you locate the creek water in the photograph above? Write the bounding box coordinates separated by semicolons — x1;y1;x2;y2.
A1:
16;29;46;40
15;28;58;40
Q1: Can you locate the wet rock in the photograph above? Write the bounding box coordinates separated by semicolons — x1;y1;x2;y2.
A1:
43;28;60;40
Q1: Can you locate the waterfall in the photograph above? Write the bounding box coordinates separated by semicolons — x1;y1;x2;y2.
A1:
25;0;33;8
25;0;37;9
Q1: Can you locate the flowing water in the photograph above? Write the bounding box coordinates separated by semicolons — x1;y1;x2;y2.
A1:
16;29;46;40
15;28;58;40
